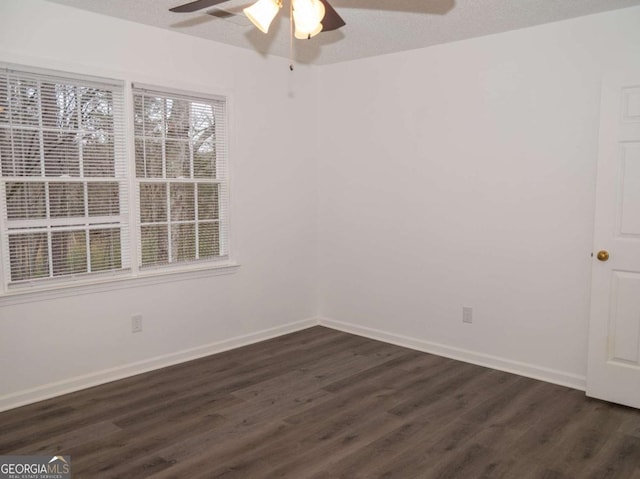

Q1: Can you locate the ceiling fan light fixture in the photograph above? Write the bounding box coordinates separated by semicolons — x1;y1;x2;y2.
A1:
243;0;281;33
169;0;346;47
292;0;325;38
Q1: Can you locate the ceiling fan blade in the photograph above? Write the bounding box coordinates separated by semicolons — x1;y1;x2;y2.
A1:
170;0;229;13
206;9;235;19
319;0;346;32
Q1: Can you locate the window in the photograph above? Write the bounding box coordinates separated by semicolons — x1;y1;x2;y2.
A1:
132;85;229;269
0;66;231;295
0;68;129;289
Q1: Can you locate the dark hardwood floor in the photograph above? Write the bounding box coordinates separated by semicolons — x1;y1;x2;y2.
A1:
2;326;640;478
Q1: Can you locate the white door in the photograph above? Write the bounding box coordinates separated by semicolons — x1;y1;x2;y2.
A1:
587;73;640;409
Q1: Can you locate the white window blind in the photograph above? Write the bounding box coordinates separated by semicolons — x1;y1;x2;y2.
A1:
0;67;129;289
132;85;229;269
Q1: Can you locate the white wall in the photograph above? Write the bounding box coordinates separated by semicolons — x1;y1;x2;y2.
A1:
317;7;640;388
0;0;319;409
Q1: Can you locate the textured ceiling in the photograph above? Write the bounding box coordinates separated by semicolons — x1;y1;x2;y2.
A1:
47;0;640;64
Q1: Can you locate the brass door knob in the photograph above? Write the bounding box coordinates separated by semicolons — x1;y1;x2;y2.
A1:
596;250;610;262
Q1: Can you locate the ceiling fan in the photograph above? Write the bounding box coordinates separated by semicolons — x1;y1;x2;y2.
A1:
170;0;346;39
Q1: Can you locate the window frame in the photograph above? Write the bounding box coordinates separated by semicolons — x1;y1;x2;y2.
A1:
0;64;238;301
131;83;231;272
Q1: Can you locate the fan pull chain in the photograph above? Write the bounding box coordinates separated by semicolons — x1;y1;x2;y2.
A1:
289;0;294;71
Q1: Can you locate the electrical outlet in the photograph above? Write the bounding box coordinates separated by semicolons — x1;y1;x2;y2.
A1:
131;314;143;333
462;307;473;324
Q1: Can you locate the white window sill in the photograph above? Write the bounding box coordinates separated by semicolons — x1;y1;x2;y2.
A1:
0;262;240;307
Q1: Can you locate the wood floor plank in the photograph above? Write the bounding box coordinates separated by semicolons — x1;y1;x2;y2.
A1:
71;414;228;478
264;412;404;478
583;433;640;479
2;326;640;478
9;420;122;456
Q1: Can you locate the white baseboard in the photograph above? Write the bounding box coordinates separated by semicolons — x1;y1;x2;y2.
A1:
317;317;586;391
0;318;317;413
1;316;586;413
